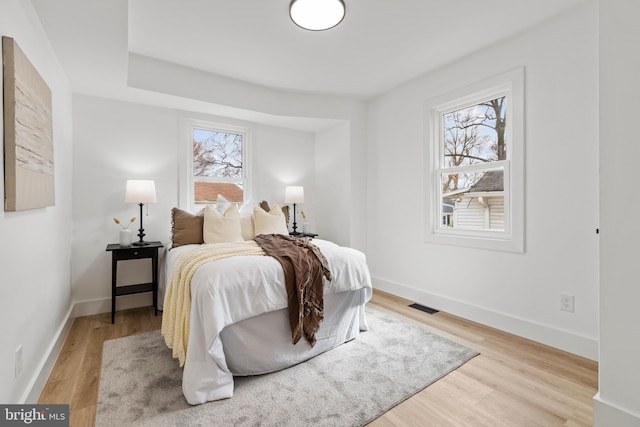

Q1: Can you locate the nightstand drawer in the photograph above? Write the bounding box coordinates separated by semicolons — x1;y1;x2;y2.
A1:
113;247;156;260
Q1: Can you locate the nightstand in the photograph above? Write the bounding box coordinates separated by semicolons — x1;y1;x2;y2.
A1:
290;232;318;238
105;241;163;324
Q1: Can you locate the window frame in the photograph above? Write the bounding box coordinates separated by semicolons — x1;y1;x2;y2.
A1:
179;118;251;212
424;68;524;253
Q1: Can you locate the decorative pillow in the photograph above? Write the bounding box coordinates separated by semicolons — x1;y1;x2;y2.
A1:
216;194;231;215
253;203;289;236
203;204;244;244
240;212;255;241
282;205;290;225
259;200;290;225
171;207;204;248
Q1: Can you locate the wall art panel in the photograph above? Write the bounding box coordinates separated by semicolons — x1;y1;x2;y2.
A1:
3;36;54;211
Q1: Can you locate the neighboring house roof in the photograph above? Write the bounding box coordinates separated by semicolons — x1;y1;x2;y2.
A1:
469;170;504;192
194;182;243;202
442;187;471;199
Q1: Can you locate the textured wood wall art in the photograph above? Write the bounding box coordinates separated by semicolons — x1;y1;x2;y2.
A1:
3;36;54;211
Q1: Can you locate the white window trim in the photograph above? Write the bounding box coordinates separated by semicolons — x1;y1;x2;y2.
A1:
424;68;524;253
178;117;252;212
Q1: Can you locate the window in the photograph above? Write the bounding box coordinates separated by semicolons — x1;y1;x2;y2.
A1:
425;69;524;252
180;118;250;211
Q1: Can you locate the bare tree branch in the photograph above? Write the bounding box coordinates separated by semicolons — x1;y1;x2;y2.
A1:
193;130;243;178
441;96;506;192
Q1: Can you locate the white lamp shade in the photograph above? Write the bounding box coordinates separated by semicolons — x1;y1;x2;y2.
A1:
125;180;157;203
290;0;345;31
284;186;304;204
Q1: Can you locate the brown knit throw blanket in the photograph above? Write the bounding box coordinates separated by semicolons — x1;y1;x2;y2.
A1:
254;234;332;346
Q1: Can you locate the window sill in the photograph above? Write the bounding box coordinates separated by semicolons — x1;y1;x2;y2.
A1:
425;230;524;253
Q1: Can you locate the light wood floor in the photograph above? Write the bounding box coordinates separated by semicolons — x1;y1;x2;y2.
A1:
39;290;597;426
38;307;162;426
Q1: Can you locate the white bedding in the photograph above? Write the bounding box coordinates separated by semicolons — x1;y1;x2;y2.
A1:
163;239;372;405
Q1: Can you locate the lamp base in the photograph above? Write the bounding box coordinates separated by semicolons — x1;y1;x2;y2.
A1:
291;203;299;234
133;203;149;246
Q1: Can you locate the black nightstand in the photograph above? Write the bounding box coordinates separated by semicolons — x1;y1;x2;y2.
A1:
290;232;318;238
105;241;163;324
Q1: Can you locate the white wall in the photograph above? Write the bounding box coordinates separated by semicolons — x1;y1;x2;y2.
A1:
251;124;315;214
71;95;178;310
126;53;368;250
71;95;316;313
0;1;73;403
595;0;640;424
366;2;599;359
315;122;351;246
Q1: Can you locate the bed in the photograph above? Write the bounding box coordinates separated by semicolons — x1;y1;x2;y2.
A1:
161;201;372;405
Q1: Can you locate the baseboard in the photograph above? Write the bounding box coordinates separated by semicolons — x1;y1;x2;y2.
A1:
21;305;74;404
593;392;640;426
72;293;154;318
24;294;155;403
373;276;598;361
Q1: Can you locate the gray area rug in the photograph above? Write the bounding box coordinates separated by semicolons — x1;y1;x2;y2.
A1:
96;306;478;426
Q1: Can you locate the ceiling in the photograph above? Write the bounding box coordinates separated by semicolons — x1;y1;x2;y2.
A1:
31;0;587;128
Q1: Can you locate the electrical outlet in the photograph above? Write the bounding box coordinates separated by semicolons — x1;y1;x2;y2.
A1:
15;345;22;378
560;294;575;313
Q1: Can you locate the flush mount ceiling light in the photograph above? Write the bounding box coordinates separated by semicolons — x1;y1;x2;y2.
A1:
289;0;346;31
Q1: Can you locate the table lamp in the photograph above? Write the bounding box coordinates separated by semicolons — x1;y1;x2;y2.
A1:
125;180;157;246
285;185;304;235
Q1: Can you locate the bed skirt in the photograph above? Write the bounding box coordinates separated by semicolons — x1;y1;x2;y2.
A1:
222;287;370;375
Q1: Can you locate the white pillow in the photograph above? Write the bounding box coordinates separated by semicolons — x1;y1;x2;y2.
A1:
253;203;289;236
240;213;255;241
215;194;231;214
203;204;244;243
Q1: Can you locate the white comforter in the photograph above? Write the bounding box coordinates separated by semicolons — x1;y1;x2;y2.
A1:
164;239;372;405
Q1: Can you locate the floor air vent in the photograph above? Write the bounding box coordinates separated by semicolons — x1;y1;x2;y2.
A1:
409;303;439;314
